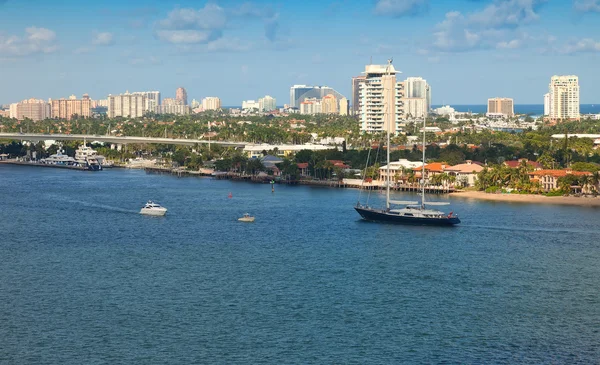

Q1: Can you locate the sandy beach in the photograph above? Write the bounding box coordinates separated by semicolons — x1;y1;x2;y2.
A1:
450;190;600;207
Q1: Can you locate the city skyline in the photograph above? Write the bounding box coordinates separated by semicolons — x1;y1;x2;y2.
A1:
1;0;600;105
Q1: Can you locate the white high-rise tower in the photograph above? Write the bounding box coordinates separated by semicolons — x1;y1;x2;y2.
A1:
548;75;580;121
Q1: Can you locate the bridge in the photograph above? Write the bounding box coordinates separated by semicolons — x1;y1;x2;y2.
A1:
0;133;247;147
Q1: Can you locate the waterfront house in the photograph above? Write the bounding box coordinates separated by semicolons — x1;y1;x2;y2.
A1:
412;162;448;180
378;159;422;182
445;160;484;187
529;169;593;193
297;162;309;177
504;158;542;170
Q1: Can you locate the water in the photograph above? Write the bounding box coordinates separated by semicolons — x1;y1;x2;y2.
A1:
433;104;600;116
1;166;599;363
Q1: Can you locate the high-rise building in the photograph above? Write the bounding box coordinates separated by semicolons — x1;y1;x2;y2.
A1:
51;94;92;120
12;98;51;121
242;100;259;110
548;75;580;121
202;97;221;111
543;93;550;116
487;97;514;117
299;98;322;115
289;85;345;108
191;99;200;108
162;97;179;106
359;62;405;134
404;77;431;114
176;87;188;106
339;97;349;116
258;95;277;112
108;92;146;118
321;94;338;114
158;104;191;115
132;91;161;111
351;76;366;115
404;98;427;119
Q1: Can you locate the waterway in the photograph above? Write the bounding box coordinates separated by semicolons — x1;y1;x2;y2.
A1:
1;166;599;363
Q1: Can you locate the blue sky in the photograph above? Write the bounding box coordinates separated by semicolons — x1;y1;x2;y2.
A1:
1;0;600;106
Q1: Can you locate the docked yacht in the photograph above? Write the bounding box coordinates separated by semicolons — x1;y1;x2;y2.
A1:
75;144;105;171
40;151;77;166
140;201;167;216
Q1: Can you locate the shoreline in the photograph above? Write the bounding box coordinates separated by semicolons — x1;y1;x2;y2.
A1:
450;190;600;207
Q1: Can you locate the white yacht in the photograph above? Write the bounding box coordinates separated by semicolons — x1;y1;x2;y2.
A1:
40;151;77;166
140;201;167;216
75;144;105;170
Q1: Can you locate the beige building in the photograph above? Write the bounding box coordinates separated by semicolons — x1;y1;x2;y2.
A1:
548;75;580;121
487;97;514;117
258;95;276;112
176;87;187;105
202;97;221;111
299;98;322;115
12;98;51;121
51;94;92;120
108;92;146;118
321;94;338;114
359;62;405;134
339;97;349;116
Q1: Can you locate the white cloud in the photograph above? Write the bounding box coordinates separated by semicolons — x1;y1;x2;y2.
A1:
155;3;286;46
574;0;600;12
432;0;544;52
0;27;58;57
92;32;114;46
374;0;428;17
562;38;600;54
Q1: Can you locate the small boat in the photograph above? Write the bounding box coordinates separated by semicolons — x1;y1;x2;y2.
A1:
140;200;167;216
238;213;255;222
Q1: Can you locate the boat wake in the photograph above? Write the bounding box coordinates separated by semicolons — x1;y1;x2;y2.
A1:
47;196;138;214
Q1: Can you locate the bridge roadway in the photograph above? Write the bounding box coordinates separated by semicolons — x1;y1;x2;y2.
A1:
0;133;247;147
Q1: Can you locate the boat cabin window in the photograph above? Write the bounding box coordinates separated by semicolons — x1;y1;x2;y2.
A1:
404;213;414;217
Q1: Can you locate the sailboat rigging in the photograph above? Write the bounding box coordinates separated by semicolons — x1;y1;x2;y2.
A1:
354;59;460;226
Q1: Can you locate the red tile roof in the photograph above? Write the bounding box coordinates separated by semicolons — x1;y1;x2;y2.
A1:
297;163;309;169
412;162;447;172
530;169;592;178
504;159;542;169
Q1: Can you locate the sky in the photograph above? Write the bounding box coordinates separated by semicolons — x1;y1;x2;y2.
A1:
1;0;600;106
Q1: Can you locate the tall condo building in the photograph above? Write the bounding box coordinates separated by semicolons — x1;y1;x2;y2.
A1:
404;98;427;119
339;97;349;116
289;85;345;108
299;98;322;115
487;97;514;117
108;92;146;118
176;87;188;106
404;77;431;114
51;94;92;120
359;62;405;134
321;94;339;114
132;91;161;111
543;93;550;116
351;76;366;115
202;97;221;111
11;98;51;121
242;100;259;110
548;75;580;121
258;95;277;112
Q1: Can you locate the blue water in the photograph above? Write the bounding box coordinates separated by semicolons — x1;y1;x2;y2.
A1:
1;166;600;363
433;104;600;115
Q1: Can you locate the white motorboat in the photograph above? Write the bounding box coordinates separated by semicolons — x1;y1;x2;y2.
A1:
238;213;255;222
40;151;77;165
140;201;167;216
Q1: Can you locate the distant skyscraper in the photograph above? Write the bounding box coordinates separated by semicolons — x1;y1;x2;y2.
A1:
543;93;550;116
404;77;431;114
351;76;366;116
339;97;349;116
202;97;221;111
108;92;146;118
132;91;161;111
289;85;345;108
176;87;188;106
299;98;322;115
548;75;580;120
321;94;338;114
404;98;427;119
51;94;92;120
359;62;405;134
242;100;259;110
12;98;51;121
487;97;514;117
258;95;277;112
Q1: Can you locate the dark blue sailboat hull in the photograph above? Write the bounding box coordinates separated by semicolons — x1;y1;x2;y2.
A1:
354;206;460;226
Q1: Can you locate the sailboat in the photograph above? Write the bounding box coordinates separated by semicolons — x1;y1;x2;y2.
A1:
354;59;460;226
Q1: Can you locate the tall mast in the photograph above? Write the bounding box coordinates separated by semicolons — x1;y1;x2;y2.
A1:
421;117;426;208
385;58;392;210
